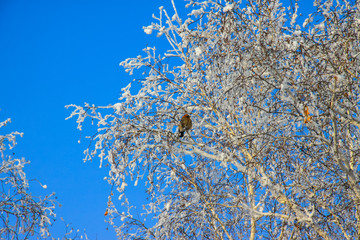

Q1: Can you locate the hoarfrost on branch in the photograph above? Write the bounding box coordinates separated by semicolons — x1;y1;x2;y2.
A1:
67;0;360;239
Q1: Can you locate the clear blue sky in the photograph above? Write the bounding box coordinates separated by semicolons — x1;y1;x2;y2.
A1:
0;0;314;239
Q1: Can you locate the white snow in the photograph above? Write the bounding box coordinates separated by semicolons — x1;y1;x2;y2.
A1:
143;25;153;35
223;3;234;12
191;8;203;16
195;47;202;55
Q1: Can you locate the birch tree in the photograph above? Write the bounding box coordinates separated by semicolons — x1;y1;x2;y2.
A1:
67;0;360;238
0;118;88;239
0;118;56;239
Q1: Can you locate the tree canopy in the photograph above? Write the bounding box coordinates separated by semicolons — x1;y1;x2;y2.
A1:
67;0;360;239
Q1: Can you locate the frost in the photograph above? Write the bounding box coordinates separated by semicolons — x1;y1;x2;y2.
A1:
316;21;325;31
67;0;360;239
164;201;171;211
303;15;313;28
223;3;234;12
113;103;122;113
195;47;202;55
0;119;57;238
190;8;204;16
143;25;153;35
120;181;127;192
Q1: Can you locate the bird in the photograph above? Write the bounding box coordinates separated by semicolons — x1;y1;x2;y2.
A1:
178;114;192;138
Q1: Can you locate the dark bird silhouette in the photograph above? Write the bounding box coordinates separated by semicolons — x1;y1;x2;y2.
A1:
178;114;192;137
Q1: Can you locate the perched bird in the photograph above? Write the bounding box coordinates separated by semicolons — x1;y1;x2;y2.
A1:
178;114;192;137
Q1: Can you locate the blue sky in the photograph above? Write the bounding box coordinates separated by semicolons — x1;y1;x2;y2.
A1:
0;0;315;239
